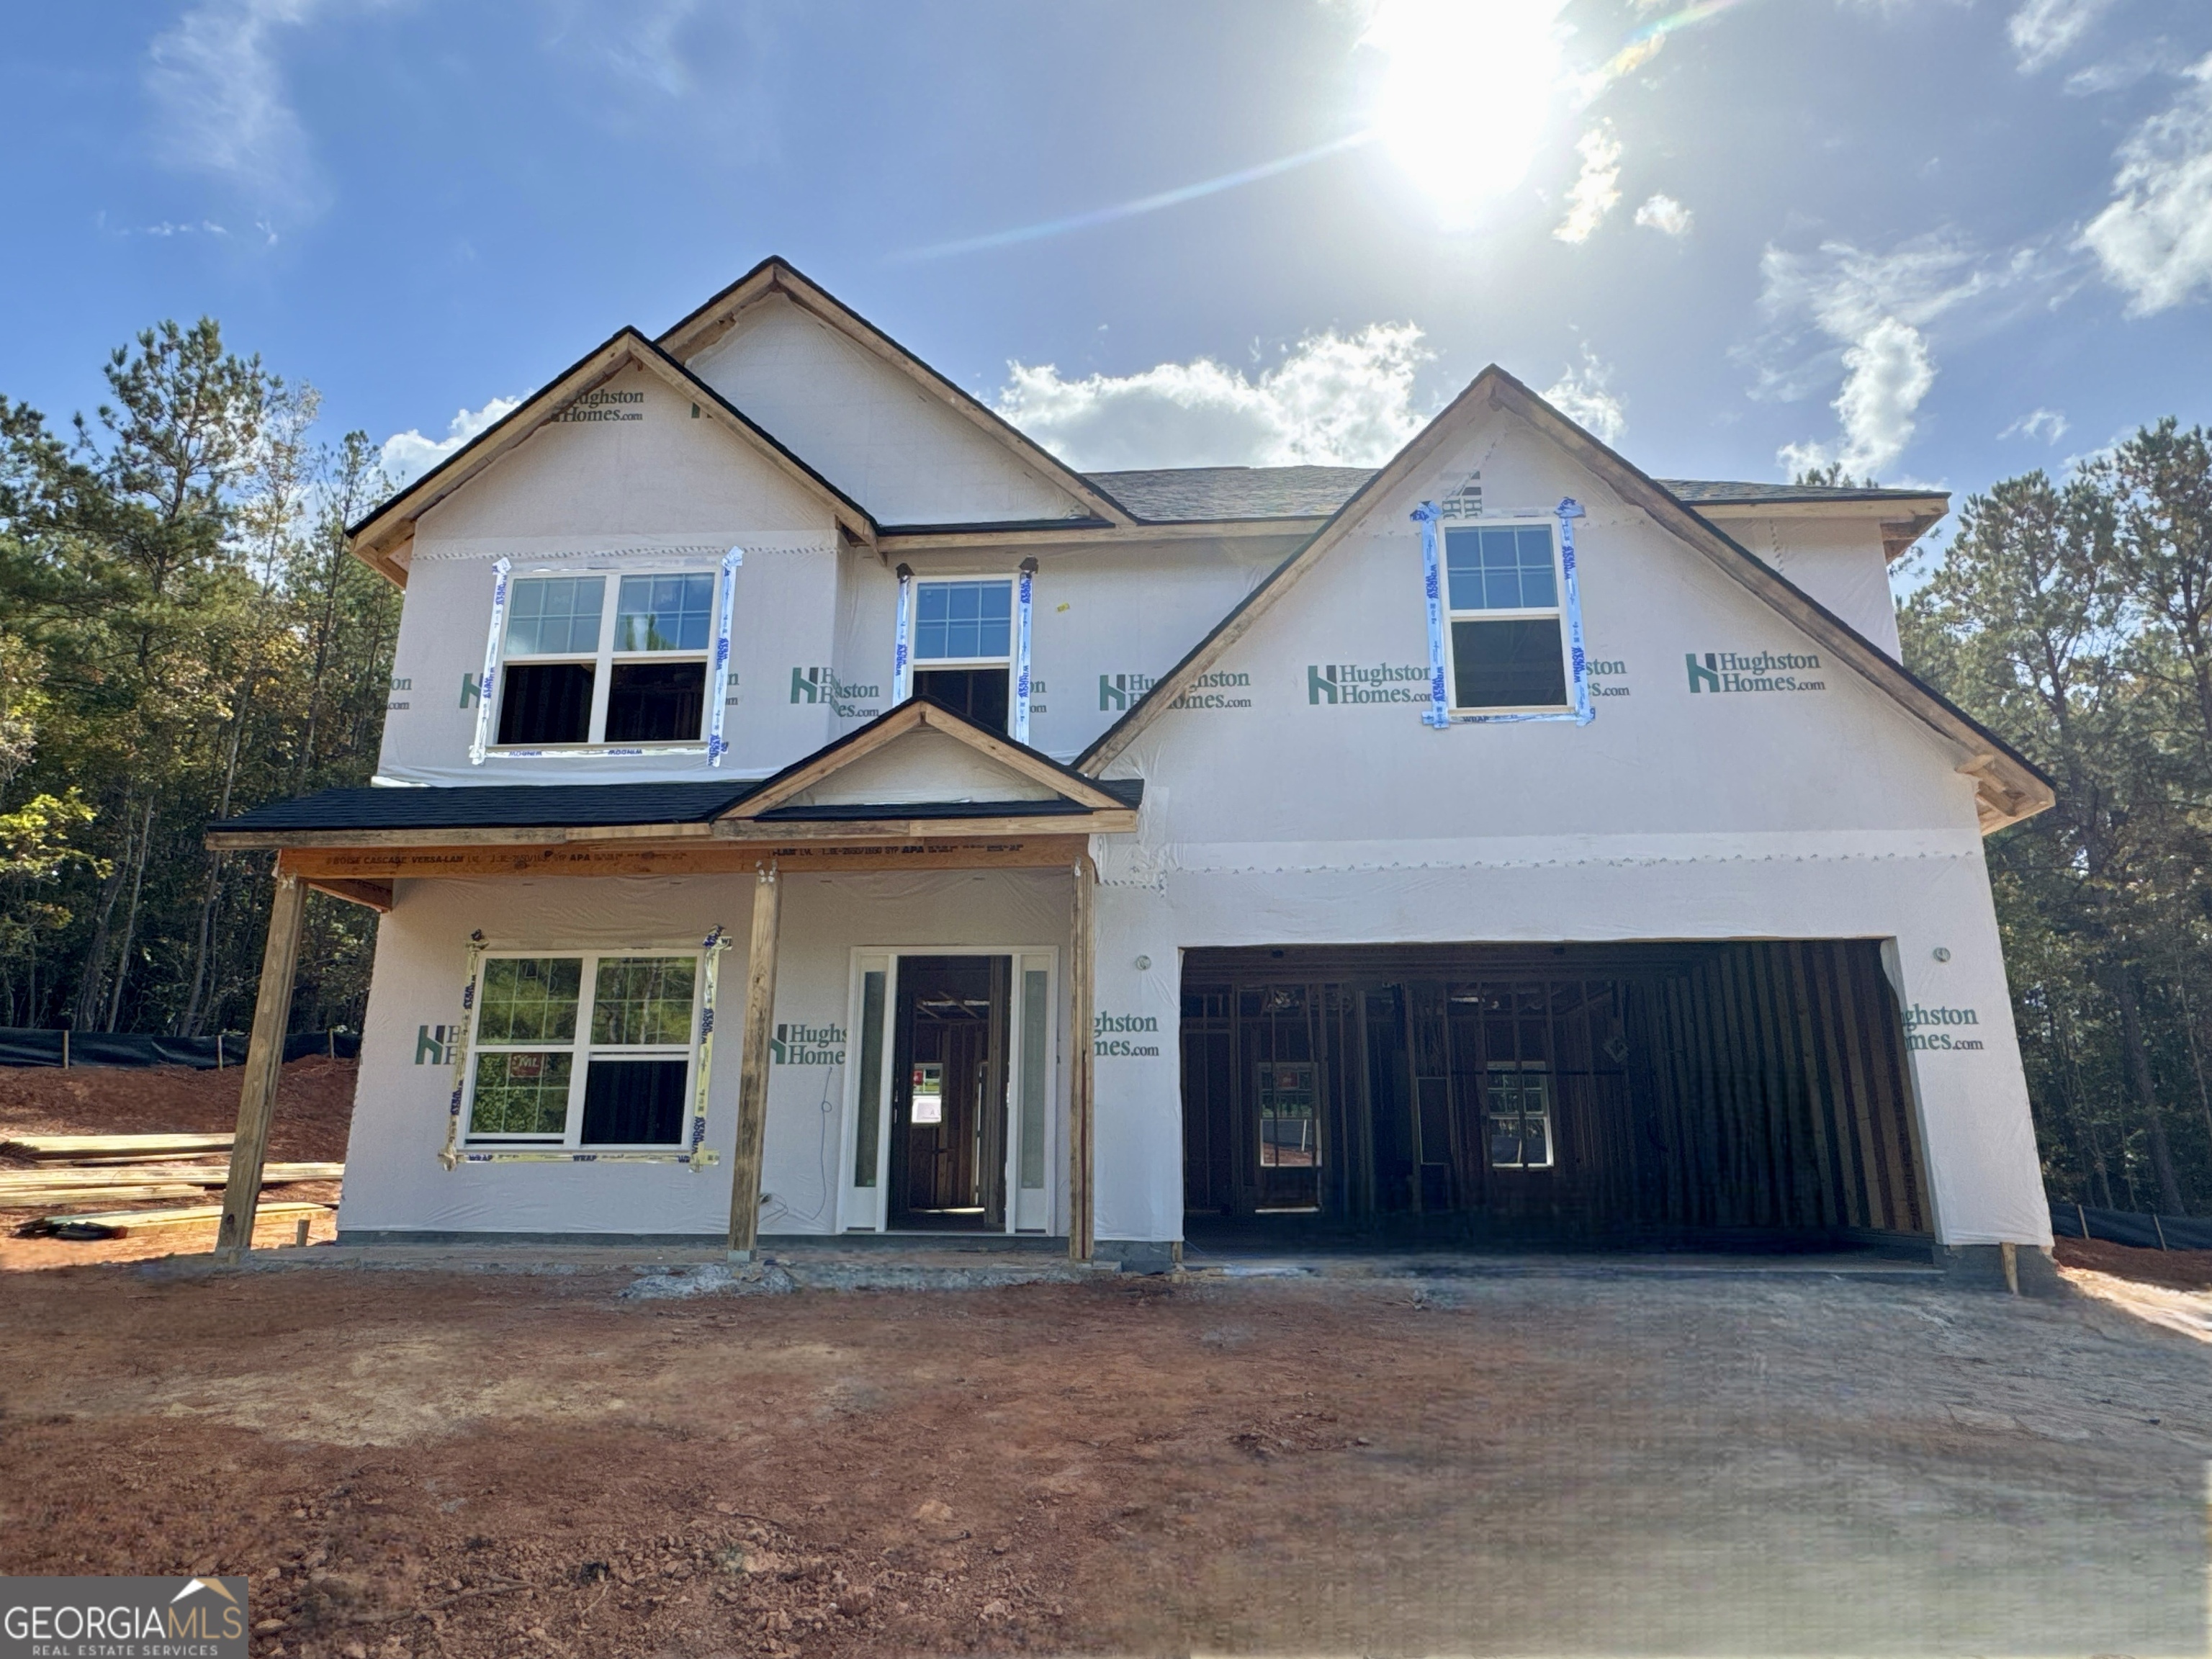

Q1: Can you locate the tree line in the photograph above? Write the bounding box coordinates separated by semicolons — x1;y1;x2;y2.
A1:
0;316;2207;1216
1899;421;2212;1216
0;319;397;1040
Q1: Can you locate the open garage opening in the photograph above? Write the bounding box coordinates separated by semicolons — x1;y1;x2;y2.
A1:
1180;942;1933;1255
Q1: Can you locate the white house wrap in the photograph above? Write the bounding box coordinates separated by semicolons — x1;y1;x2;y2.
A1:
208;258;2055;1286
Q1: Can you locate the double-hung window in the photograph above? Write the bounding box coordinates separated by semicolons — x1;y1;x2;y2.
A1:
1442;521;1571;713
1485;1061;1554;1170
496;572;717;748
466;953;700;1148
911;578;1012;733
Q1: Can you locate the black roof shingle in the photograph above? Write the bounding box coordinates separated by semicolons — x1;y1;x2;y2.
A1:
1081;464;1943;524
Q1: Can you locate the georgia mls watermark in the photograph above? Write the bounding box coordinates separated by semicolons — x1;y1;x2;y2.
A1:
3;1576;247;1659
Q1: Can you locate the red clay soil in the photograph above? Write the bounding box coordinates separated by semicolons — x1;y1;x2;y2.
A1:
2054;1233;2212;1290
0;1264;2204;1658
0;1057;355;1269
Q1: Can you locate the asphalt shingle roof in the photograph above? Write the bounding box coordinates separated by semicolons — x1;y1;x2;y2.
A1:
216;775;1142;834
1082;465;1943;524
221;782;763;832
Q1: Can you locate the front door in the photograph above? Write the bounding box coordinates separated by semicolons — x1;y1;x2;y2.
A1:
841;949;1058;1234
889;955;1008;1231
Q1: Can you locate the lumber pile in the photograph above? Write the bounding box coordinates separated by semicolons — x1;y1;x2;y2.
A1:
4;1134;341;1239
2;1133;235;1164
0;1162;343;1209
38;1200;328;1240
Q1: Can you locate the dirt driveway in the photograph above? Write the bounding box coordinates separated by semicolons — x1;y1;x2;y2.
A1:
0;1258;2204;1658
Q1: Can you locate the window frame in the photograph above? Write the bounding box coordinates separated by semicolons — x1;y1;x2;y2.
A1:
1484;1059;1556;1172
462;947;703;1151
490;568;719;754
1439;515;1576;717
908;575;1015;708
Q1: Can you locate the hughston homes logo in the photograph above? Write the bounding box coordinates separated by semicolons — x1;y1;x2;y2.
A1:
4;1575;247;1659
788;667;881;719
770;1022;845;1066
550;388;644;424
1100;671;1251;711
1093;1010;1161;1057
1684;651;1825;694
1904;1004;1983;1051
1308;663;1429;705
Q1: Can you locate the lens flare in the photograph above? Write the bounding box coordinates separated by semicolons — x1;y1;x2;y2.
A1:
1362;0;1574;222
896;130;1378;262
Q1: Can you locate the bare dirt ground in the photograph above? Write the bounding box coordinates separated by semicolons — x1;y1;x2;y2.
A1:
0;1057;353;1267
0;1259;2205;1658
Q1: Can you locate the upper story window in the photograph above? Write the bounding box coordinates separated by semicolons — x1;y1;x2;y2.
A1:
1442;521;1570;713
912;577;1012;733
496;572;716;747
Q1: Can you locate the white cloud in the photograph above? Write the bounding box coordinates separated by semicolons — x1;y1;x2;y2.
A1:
2080;53;2212;315
1633;193;1692;237
995;325;1430;470
1752;235;2025;480
379;397;523;488
2006;0;2118;72
1554;125;1623;245
145;0;330;215
2000;407;2071;443
1541;346;1626;446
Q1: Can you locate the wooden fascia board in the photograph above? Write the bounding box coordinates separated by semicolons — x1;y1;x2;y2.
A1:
300;877;395;913
344;328;878;583
652;257;782;359
279;835;1094;882
1688;497;1948;523
1499;382;2052;828
724;702;932;816
716;810;1138;841
1075;372;1496;773
346;332;638;572
657;258;1134;529
1077;365;2054;835
625;339;878;545
1687;497;1950;563
909;703;1129;809
727;700;1128;819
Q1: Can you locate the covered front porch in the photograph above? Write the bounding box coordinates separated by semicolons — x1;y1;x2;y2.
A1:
202;699;1136;1264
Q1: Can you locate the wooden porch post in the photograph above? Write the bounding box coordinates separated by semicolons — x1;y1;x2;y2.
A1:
1069;854;1096;1262
213;868;309;1265
727;866;783;1262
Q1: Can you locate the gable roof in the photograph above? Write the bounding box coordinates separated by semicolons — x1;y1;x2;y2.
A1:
1074;366;2053;835
656;256;1136;530
727;696;1136;822
343;327;879;586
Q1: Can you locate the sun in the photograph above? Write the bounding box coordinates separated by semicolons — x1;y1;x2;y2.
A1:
1359;0;1574;223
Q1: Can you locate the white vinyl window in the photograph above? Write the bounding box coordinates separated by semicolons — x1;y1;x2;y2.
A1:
1485;1061;1555;1170
1442;521;1573;714
464;952;701;1148
909;577;1013;733
494;572;717;748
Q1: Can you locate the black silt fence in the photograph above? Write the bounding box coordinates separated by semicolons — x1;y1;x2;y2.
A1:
0;1028;360;1070
2050;1200;2212;1252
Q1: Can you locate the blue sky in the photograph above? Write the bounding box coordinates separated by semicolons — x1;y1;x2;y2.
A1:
7;0;2211;548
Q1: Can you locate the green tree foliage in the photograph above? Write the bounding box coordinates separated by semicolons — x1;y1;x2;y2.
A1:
0;320;398;1038
1903;421;2212;1215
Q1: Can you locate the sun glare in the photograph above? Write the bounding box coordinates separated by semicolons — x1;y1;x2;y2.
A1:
1361;0;1573;222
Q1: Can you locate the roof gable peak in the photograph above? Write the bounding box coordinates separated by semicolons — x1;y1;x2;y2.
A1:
657;256;1132;528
